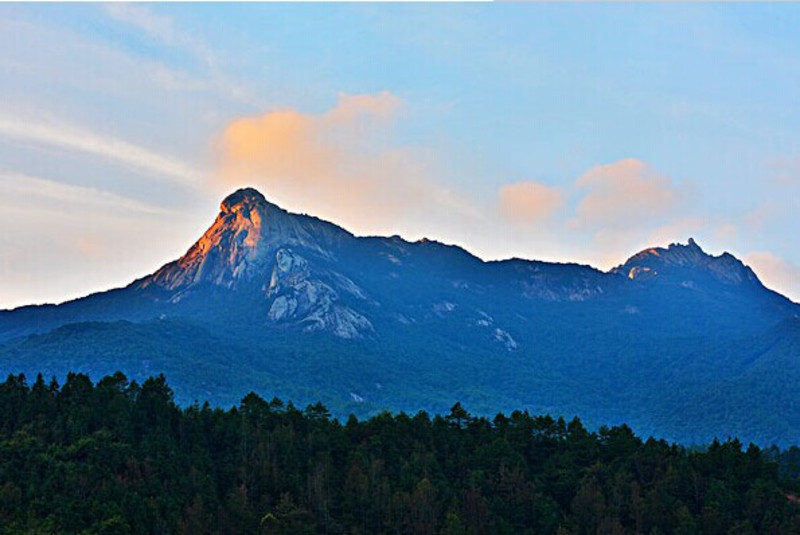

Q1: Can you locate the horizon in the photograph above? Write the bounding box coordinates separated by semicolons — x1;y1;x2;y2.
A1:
2;184;789;312
1;4;799;307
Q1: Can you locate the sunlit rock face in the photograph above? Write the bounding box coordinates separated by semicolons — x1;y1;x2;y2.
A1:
612;238;760;286
144;188;348;290
136;188;371;338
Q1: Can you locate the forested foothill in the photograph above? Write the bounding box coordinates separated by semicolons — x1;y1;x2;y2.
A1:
2;372;800;534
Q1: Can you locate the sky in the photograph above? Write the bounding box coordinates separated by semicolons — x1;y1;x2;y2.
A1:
0;3;799;309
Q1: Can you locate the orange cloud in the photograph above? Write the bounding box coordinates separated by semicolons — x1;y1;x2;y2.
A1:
573;158;680;229
221;109;332;184
744;251;800;303
325;91;402;124
498;181;564;224
220;92;401;185
215;91;477;238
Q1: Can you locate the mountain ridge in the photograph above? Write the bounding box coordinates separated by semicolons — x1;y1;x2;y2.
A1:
2;187;789;310
1;187;798;445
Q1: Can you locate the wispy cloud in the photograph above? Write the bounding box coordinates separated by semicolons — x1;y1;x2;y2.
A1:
0;115;203;184
102;3;259;107
768;155;800;186
0;172;175;216
742;201;777;231
104;3;216;68
0;171;198;309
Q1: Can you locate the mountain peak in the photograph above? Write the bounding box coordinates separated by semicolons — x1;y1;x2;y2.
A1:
140;188;353;294
614;238;758;286
220;187;272;213
621;238;707;267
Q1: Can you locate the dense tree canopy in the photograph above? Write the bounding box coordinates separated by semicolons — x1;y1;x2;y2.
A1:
1;372;800;534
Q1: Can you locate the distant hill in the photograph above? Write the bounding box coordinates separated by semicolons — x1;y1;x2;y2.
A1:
2;187;798;445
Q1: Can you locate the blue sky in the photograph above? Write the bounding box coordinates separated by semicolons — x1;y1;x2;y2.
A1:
0;3;798;308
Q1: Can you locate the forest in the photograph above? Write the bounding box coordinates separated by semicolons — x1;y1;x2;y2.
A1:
2;372;800;534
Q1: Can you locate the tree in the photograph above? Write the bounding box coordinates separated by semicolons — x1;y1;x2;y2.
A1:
446;402;470;429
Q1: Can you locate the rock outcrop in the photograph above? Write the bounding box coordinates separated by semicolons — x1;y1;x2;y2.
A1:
612;238;760;286
136;188;371;338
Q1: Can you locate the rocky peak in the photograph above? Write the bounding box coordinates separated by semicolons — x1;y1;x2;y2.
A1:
140;188;352;291
613;238;760;286
623;238;706;267
135;188;372;338
220;187;273;214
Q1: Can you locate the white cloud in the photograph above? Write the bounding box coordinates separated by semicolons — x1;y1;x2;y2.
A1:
0;173;197;310
0;172;174;215
102;3;259;107
104;3;216;68
0;115;203;184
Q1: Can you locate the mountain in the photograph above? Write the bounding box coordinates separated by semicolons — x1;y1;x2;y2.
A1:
1;187;798;445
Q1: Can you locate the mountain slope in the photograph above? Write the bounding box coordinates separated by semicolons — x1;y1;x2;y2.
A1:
1;187;798;445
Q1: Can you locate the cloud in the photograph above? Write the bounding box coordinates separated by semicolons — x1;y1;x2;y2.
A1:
711;220;738;243
216;91;479;237
498;181;564;224
744;251;800;303
768;155;800;185
104;3;216;68
0;115;203;184
742;201;777;231
0;172;174;216
102;4;258;106
572;158;681;229
0;172;196;310
325;91;403;124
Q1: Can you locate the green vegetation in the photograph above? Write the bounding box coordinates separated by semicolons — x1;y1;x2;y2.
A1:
2;372;800;534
